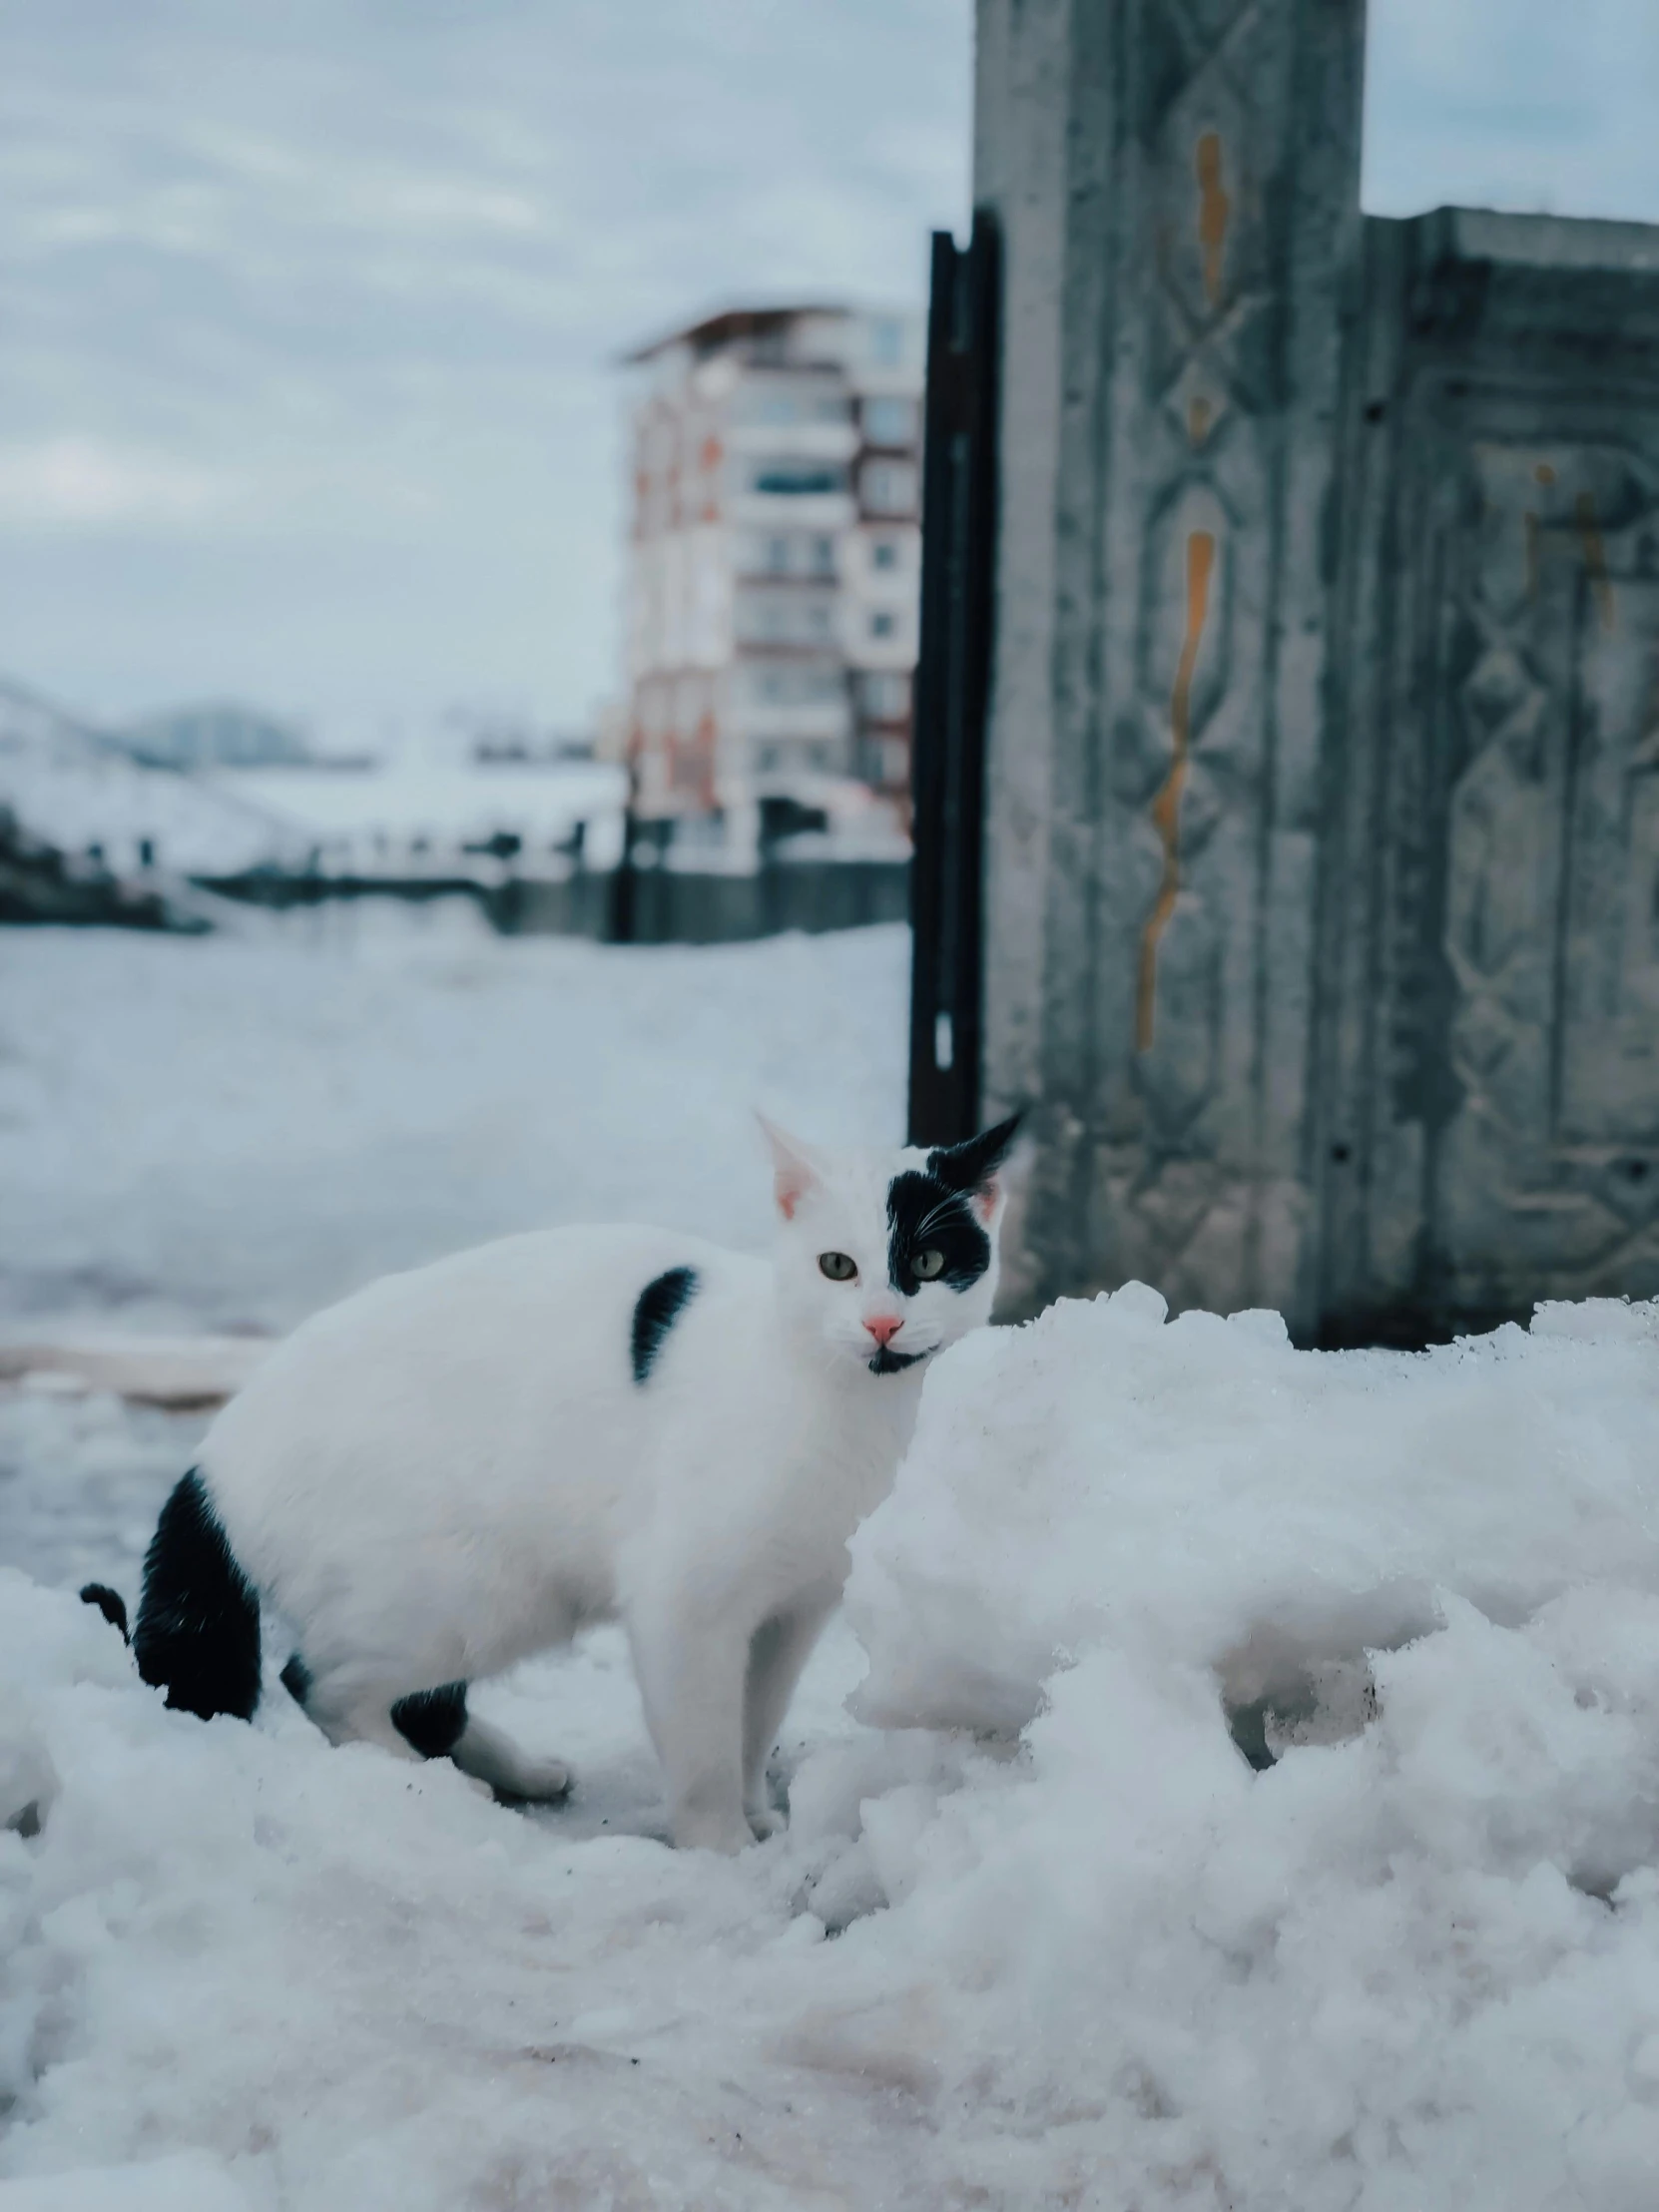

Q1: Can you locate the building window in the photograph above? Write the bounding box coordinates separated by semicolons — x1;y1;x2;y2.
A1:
863;397;915;447
870;611;896;639
752;463;845;496
736;382;849;429
766;536;790;573
860;672;909;719
746;665;845;709
860;459;917;516
737;589;838;646
869;317;903;366
812;535;835;576
871;538;899;571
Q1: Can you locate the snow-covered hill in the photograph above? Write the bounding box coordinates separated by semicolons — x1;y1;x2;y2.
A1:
0;678;301;881
0;680;627;895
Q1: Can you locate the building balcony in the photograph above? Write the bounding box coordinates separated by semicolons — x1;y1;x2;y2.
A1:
728;491;854;532
728;699;852;744
726;422;857;462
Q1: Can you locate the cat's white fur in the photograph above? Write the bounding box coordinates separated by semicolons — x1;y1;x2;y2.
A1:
197;1121;1007;1852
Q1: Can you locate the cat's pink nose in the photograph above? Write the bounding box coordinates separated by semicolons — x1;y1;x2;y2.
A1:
864;1315;903;1347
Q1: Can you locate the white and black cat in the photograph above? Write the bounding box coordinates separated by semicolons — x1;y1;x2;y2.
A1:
89;1115;1017;1853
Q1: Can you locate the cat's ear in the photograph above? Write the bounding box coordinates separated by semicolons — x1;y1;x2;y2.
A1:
756;1114;824;1222
928;1113;1023;1224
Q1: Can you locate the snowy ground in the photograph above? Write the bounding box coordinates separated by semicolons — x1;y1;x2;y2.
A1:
0;899;906;1336
7;913;1659;2207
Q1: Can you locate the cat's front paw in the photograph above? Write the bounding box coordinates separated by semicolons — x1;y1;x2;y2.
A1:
746;1804;787;1842
672;1810;757;1855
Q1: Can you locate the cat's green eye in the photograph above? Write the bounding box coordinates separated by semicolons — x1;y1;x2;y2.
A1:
912;1248;946;1282
819;1251;857;1283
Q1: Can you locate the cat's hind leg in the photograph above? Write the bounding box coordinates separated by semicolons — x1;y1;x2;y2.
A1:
287;1662;435;1762
302;1684;425;1762
294;1667;569;1801
378;1678;571;1801
449;1713;571;1804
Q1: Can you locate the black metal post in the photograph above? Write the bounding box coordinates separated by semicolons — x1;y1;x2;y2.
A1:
906;211;1000;1148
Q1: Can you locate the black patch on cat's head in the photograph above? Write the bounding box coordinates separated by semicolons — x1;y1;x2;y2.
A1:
279;1653;312;1709
886;1171;991;1296
885;1117;1019;1303
925;1114;1022;1198
631;1266;700;1384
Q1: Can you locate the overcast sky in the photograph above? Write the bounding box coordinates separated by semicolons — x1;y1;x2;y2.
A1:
2;0;1657;740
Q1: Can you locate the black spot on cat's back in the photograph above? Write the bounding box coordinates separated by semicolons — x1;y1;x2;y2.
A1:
133;1469;263;1722
631;1266;700;1384
885;1171;990;1295
391;1681;468;1758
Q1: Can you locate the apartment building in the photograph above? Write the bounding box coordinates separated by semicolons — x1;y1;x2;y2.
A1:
620;303;923;844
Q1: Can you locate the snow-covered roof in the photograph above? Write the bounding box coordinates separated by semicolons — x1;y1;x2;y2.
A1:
0;679;301;876
0;680;628;880
233;762;627;855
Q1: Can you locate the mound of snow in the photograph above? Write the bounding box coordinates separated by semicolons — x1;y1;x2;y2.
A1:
9;1287;1659;2206
829;1286;1659;2204
0;1570;927;2209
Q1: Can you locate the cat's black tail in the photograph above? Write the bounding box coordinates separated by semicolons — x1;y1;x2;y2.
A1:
131;1469;263;1722
80;1582;131;1641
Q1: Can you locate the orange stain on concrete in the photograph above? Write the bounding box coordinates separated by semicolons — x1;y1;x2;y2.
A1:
1196;133;1231;308
1137;529;1217;1054
1575;491;1617;633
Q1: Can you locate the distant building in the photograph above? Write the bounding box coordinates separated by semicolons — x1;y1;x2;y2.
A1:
620;303;923;846
117;702;313;772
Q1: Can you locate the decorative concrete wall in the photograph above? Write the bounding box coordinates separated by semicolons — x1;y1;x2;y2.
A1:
975;0;1659;1341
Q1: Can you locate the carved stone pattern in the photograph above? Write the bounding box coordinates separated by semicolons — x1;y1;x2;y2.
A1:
1433;435;1659;1308
1110;0;1285;1313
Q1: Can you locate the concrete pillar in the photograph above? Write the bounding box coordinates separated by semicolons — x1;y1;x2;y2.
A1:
977;0;1368;1331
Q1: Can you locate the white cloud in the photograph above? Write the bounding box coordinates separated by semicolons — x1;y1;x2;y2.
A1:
0;439;242;529
1;0;1654;725
0;0;970;722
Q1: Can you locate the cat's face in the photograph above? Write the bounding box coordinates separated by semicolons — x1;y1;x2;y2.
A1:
761;1115;1020;1378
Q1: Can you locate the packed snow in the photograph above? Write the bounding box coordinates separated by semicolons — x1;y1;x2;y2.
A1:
0;903;906;1336
6;916;1659;2206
